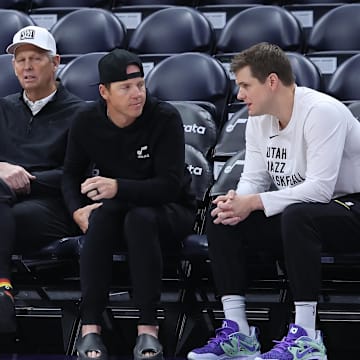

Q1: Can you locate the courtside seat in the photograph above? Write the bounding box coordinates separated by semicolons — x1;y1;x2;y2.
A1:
0;0;30;11
306;4;360;89
50;8;127;63
325;53;360;103
128;7;216;56
0;9;34;54
29;0;112;29
196;4;258;40
287;52;323;91
146;52;231;128
348;101;360;121
58;52;106;101
113;0;194;5
215;5;304;55
169;101;218;158
111;5;173;43
0;53;22;97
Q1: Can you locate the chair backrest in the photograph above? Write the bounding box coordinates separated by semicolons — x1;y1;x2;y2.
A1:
212;106;247;176
58;52;106;101
31;0;109;6
0;0;30;11
210;149;245;198
113;0;194;5
307;4;360;52
29;1;112;29
286;52;322;90
284;3;343;48
195;4;257;40
216;5;304;54
128;6;215;55
169;101;218;158
145;52;231;127
111;5;173;42
348;101;360;121
185;144;214;203
197;0;268;4
50;8;127;57
0;54;22;97
325;53;360;102
0;9;35;54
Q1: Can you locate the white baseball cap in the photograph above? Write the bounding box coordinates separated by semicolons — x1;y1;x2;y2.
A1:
6;25;57;55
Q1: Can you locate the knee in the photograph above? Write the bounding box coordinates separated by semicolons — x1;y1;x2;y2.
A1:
281;203;312;235
124;207;157;231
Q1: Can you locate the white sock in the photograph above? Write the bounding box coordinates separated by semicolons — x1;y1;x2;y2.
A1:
222;295;250;336
294;301;317;339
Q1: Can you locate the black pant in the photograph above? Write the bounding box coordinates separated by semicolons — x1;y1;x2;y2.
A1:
80;199;195;326
207;195;360;301
0;180;76;279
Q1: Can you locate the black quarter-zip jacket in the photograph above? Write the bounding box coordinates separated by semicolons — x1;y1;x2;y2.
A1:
0;83;85;196
62;95;196;215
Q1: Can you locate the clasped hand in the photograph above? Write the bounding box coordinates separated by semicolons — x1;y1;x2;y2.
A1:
211;190;257;225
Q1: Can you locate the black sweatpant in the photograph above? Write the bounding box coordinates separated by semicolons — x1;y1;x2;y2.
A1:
0;180;76;279
207;195;360;302
79;199;195;326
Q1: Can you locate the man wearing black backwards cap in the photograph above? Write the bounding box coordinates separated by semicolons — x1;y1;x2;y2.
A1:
0;26;84;333
62;49;196;360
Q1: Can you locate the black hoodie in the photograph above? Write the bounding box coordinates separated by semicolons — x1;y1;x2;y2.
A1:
62;94;196;215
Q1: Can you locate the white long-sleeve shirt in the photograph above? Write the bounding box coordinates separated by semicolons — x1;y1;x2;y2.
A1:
236;86;360;217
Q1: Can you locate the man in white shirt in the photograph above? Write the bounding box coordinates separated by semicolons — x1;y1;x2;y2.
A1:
188;42;360;360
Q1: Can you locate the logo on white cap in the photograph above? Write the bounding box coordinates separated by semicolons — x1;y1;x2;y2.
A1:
6;26;57;55
20;28;35;40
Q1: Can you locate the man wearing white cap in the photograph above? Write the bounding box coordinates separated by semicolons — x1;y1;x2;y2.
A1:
0;25;85;333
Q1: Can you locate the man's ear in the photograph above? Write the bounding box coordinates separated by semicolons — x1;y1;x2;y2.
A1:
268;72;279;89
53;54;61;71
12;58;18;77
99;84;108;100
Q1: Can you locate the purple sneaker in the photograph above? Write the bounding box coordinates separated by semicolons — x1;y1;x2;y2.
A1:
255;324;327;360
187;319;261;360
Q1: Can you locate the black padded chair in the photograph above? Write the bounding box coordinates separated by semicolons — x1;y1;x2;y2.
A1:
325;53;360;103
111;5;173;43
307;4;360;52
306;4;360;89
58;52;106;101
0;0;30;11
212;106;247;178
128;7;216;56
0;54;22;97
145;52;231;128
195;4;258;40
50;8;127;64
0;9;35;54
348;101;360;121
197;0;268;4
29;0;112;29
113;0;194;5
287;52;322;91
284;3;343;47
215;5;304;54
169;101;218;158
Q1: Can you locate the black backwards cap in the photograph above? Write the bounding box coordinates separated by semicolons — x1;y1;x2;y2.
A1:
98;48;144;84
